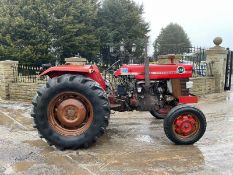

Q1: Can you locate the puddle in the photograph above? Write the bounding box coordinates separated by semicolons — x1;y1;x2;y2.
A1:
135;134;154;143
0;111;28;130
24;139;55;153
13;161;34;172
226;92;233;102
24;140;48;148
0;101;31;111
0;113;12;126
0;109;34;131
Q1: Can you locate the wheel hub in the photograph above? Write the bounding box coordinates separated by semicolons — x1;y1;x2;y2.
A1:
56;99;87;128
174;115;197;136
65;107;77;120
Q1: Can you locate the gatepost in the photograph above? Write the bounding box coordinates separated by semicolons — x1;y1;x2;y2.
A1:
206;37;228;93
0;60;18;100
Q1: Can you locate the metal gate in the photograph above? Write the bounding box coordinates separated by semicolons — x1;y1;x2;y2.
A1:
224;49;233;90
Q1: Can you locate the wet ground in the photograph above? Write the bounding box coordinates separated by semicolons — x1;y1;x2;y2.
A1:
0;92;233;175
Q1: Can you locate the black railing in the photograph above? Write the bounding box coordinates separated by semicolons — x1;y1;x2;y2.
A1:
12;62;117;84
224;49;233;90
86;60;120;84
178;47;207;77
13;64;49;83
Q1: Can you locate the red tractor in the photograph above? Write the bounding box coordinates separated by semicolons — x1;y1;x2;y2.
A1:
32;58;206;150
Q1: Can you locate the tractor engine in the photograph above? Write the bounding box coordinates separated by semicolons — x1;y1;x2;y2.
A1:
111;64;194;113
113;76;177;112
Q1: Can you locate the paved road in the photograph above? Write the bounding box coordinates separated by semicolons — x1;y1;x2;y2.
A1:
0;92;233;175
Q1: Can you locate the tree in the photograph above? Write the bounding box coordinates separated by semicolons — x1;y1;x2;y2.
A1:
97;0;149;65
0;0;100;65
51;0;100;63
0;0;53;64
153;23;191;57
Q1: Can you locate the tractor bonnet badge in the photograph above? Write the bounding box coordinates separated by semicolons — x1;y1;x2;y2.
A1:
177;66;185;74
121;68;128;74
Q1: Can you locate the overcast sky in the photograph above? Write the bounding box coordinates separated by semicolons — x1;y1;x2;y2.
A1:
133;0;233;55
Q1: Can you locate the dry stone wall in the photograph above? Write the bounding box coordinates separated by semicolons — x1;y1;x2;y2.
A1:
190;77;216;96
0;60;43;101
2;76;216;101
9;83;43;101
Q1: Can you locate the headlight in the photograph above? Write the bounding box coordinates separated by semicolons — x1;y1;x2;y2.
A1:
137;87;142;93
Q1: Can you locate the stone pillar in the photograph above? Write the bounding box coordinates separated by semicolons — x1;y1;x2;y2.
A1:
0;60;18;100
157;54;182;64
206;37;228;93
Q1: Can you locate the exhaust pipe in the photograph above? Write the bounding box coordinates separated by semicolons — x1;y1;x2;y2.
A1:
144;36;150;93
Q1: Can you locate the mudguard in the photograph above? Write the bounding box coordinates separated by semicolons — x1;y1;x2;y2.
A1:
39;64;107;90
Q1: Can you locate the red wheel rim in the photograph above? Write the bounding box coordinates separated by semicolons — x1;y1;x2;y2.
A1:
47;91;94;136
172;113;200;140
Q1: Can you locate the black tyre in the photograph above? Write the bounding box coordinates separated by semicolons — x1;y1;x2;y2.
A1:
163;105;206;145
31;74;110;150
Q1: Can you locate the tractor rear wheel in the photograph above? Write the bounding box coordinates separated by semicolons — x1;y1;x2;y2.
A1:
163;105;206;144
31;74;110;150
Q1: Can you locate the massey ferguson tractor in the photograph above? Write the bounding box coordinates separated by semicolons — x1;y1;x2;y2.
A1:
32;56;206;150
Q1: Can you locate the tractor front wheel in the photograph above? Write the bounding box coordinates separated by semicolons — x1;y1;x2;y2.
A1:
32;74;110;150
163;105;206;144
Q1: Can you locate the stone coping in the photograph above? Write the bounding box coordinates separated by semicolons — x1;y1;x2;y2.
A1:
0;60;19;65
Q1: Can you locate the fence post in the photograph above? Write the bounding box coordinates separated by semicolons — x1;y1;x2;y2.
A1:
206;37;228;93
0;60;19;100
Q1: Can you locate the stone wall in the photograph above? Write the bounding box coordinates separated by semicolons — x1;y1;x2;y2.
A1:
6;77;215;100
190;77;216;96
8;83;43;101
3;76;216;101
0;60;43;101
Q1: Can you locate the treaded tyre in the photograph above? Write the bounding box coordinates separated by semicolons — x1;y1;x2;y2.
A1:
163;105;206;145
31;74;110;150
